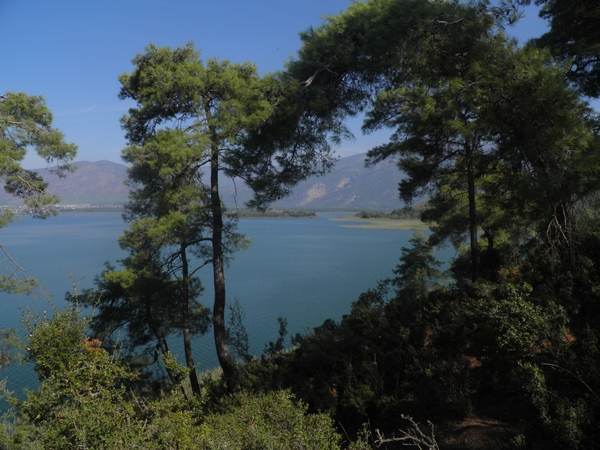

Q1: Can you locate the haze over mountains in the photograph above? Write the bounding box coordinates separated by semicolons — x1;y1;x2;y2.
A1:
1;154;406;211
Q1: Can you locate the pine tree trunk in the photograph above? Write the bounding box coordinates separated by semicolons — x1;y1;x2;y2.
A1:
146;302;177;384
181;244;201;396
207;116;237;391
466;143;479;282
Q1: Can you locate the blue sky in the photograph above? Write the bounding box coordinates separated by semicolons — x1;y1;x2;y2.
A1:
1;0;549;169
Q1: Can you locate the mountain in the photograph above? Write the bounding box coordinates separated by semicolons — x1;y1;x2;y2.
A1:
0;160;130;206
220;153;405;210
0;155;405;210
274;153;404;210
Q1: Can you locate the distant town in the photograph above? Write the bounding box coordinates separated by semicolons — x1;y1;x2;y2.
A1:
0;204;125;213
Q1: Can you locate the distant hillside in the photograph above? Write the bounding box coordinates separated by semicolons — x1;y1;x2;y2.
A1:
219;153;405;210
275;153;404;210
0;161;130;206
0;154;406;210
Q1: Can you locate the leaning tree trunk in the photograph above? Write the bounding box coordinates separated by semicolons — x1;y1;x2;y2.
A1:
181;243;201;396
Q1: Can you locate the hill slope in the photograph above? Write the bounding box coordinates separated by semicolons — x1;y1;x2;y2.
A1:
0;161;130;206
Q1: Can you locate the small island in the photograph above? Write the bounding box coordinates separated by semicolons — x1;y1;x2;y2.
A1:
225;209;318;219
331;206;429;230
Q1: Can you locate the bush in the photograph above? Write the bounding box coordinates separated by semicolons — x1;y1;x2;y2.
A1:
198;391;340;449
1;305;341;449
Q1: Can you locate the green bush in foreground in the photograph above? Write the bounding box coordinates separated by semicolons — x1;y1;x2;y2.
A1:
5;306;141;449
0;305;340;449
198;390;340;450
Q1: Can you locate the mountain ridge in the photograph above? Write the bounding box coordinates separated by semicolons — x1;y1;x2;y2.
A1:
0;154;406;211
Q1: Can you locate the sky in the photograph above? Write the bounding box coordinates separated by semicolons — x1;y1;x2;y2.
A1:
1;0;549;169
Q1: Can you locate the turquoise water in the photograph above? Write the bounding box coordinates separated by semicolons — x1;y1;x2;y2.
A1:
0;212;452;405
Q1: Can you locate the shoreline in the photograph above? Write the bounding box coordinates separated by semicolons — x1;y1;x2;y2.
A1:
330;216;429;230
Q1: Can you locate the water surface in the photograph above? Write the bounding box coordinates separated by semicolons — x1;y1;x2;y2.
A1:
0;212;451;404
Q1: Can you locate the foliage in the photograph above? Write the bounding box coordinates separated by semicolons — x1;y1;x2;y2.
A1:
368;42;596;280
0;328;16;371
1;306;341;449
227;227;600;447
392;231;446;298
10;305;140;449
355;206;423;220
226;297;251;362
0;92;77;226
264;317;289;356
198;391;340;450
512;0;600;97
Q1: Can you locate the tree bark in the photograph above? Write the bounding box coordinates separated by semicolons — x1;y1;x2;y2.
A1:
206;106;237;391
145;300;178;385
181;243;201;396
466;143;479;282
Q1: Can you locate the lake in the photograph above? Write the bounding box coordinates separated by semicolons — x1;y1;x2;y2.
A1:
0;212;452;404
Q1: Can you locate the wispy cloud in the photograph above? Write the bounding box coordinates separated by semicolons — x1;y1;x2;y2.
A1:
98;104;130;113
58;103;97;117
